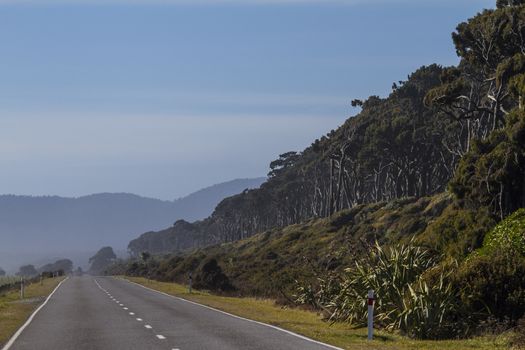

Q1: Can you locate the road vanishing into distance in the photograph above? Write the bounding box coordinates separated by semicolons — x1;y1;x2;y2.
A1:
4;276;340;350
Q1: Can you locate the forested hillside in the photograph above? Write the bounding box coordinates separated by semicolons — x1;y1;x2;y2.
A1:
129;65;462;255
121;194;452;294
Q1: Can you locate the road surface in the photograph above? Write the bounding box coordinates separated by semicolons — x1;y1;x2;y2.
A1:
5;276;340;350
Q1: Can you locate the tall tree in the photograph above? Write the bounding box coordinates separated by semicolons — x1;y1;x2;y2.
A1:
89;247;116;275
17;265;37;277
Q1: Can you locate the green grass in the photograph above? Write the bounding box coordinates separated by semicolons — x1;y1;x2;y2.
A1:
0;277;64;347
125;277;511;350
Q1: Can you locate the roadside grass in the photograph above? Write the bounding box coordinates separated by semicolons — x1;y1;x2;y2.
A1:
124;277;511;350
0;277;63;347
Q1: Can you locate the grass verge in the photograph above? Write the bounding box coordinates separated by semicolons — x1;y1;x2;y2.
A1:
0;277;64;347
124;277;511;350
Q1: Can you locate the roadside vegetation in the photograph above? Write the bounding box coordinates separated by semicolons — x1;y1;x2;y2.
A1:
125;277;511;350
0;277;63;347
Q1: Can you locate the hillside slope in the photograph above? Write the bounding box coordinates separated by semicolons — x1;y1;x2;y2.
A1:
126;193;461;296
128;65;463;256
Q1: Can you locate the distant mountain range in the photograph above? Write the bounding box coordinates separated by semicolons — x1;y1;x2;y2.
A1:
0;177;265;272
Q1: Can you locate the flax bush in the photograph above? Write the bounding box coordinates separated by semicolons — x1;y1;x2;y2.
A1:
295;240;462;339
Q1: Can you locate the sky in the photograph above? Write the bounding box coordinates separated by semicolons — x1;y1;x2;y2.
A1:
0;0;494;200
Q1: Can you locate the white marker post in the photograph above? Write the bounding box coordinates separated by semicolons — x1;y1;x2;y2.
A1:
367;290;375;341
20;278;25;300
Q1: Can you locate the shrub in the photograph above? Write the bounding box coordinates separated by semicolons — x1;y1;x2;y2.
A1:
193;258;234;292
480;208;525;256
455;250;525;323
399;274;462;339
296;241;462;339
418;204;496;259
510;317;525;349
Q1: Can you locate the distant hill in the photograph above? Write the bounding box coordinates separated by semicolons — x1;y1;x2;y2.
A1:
0;177;265;272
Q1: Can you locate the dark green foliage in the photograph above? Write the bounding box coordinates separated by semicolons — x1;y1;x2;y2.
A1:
426;5;525;155
0;268;5;277
119;195;451;298
455;251;525;322
268;151;300;178
193;258;234;292
450;209;525;324
295;241;462;340
481;208;525;256
449;111;525;217
418;204;496;259
497;0;525;8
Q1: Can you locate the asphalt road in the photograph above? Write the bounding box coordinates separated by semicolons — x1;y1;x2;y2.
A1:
5;276;340;350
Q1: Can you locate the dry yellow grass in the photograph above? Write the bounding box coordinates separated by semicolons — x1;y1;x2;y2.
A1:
125;277;511;350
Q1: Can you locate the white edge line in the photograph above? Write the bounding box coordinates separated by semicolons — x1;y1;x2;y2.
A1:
122;278;343;350
2;277;70;350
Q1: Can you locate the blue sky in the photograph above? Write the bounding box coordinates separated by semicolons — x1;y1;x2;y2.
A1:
0;0;494;199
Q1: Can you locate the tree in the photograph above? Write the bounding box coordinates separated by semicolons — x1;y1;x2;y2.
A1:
89;247;117;275
268;152;300;178
17;265;37;277
193;258;234;292
426;5;525;154
0;268;5;276
140;251;151;263
497;0;525;8
450;109;525;217
39;259;73;274
54;259;73;273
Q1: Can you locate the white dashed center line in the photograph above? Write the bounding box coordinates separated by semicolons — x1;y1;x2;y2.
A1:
95;279;177;347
